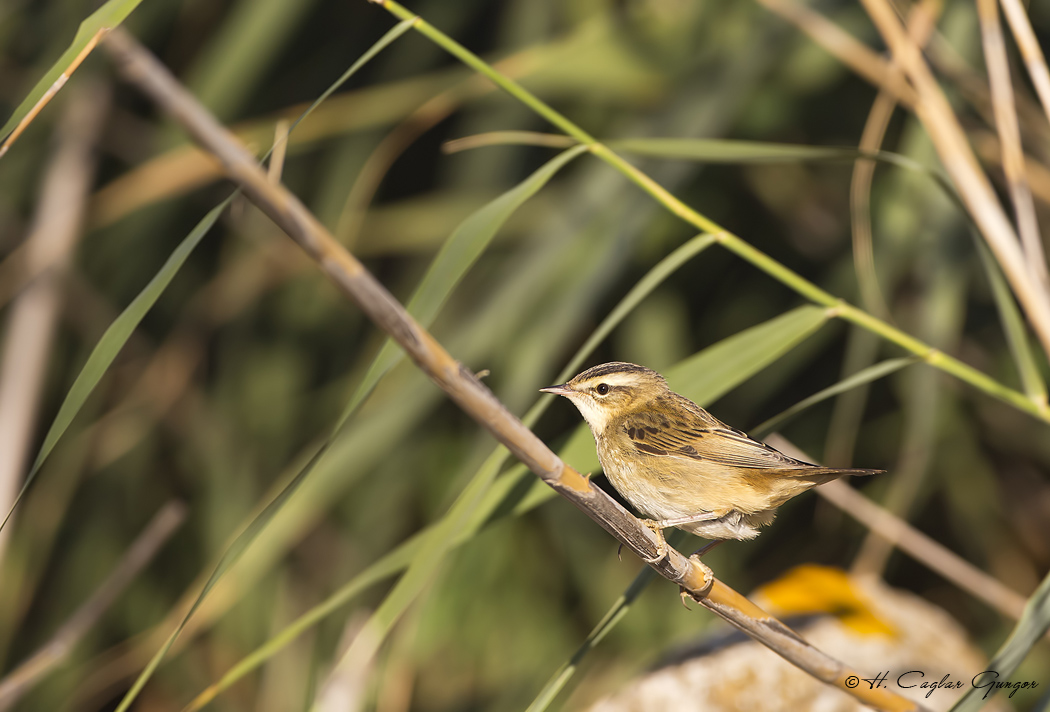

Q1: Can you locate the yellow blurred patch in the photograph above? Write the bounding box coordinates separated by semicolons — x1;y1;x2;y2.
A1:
753;564;897;637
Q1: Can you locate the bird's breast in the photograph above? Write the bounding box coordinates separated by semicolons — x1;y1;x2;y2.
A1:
595;433;688;521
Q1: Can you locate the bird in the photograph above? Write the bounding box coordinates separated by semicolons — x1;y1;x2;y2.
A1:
541;362;882;561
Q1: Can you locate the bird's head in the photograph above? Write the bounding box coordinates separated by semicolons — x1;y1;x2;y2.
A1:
540;362;668;432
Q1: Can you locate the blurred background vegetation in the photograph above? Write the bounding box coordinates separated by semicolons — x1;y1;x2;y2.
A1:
1;0;1049;710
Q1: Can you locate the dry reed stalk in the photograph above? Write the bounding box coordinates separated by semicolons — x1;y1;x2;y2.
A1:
100;26;925;712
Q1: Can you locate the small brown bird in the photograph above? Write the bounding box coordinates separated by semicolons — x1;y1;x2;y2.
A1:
541;362;881;557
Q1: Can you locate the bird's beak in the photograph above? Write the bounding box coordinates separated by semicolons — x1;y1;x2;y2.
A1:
540;384;573;396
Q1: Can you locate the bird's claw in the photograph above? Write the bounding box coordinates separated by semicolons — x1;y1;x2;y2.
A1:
680;551;715;604
689;552;714;584
641;520;669;564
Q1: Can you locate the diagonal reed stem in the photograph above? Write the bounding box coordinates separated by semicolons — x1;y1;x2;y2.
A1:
103;24;924;712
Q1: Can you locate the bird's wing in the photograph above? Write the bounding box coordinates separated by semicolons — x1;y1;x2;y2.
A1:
622;410;809;470
690;427;810;469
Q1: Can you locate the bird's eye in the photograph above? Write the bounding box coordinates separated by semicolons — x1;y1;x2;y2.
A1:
596;383;609;395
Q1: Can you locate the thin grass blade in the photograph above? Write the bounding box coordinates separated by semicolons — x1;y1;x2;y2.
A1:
949;567;1050;711
0;0;144;140
107;26;417;710
180;231;719;707
669;304;831;404
336;144;588;425
449;133;934;172
184;302;832;709
610;137;968;214
314;448;509;709
753;357;918;437
311;149;595;693
974;240;1048;406
524;565;659;712
552;232;717;383
0;199;227;534
284;19;416;144
610;137;867;163
117;444;329;712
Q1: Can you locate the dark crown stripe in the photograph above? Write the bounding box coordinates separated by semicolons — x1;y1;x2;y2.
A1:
575;362;656;381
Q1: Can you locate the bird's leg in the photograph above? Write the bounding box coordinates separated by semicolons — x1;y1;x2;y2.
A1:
639;511;725;564
650;510;725;529
640;520;670;563
679;541;721;608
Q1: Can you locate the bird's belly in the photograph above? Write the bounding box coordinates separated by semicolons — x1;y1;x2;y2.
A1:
597;447;727;518
601;456;686;520
597;445;775;541
681;510;775;541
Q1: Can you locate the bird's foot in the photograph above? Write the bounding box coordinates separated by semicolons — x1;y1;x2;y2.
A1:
678;543;718;607
688;552;714;587
640;520;669;564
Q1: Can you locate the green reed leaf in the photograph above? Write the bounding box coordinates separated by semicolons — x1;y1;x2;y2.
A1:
0;0;144;140
608;138;969;232
286;19;417;141
0;199;227;533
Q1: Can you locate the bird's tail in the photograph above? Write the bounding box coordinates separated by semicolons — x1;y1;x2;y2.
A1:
830;468;884;477
789;467;884;486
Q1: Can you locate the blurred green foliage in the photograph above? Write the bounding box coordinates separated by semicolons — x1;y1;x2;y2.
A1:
1;0;1049;710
